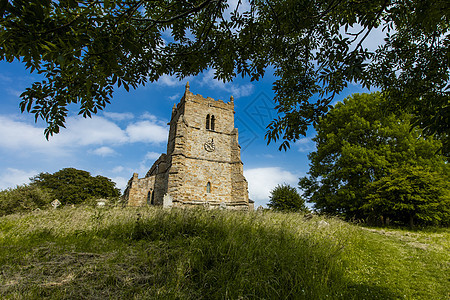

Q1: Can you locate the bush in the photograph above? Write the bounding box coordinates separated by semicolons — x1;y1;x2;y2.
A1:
31;168;120;205
363;165;450;227
268;183;308;212
0;185;54;216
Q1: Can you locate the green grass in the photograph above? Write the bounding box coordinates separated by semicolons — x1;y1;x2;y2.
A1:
0;207;448;299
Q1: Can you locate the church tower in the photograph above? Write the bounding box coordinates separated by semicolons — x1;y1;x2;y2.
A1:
123;83;250;209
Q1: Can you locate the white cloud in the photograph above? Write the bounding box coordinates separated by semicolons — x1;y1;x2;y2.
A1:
6;88;22;97
0;115;63;154
156;74;193;87
0;73;13;82
0;114;168;155
126;120;168;143
133;152;163;176
295;138;316;153
169;93;181;101
56;116;128;146
226;0;250;15
139;112;165;124
103;112;134;121
112;166;125;173
0;168;36;190
91;146;116;157
340;25;389;54
111;176;129;192
200;69;254;98
144;152;161;161
244;167;299;207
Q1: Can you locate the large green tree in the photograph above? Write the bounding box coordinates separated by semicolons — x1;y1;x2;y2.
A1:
0;1;448;152
298;93;449;224
31;167;120;205
363;165;449;227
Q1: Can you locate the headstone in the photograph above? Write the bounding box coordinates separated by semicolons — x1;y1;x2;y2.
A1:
219;202;227;210
51;199;61;209
203;201;211;209
163;193;173;208
318;220;329;228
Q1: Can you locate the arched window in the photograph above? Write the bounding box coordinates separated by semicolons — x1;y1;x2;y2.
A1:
147;190;153;205
151;191;155;205
206;182;211;193
211;115;215;131
206;114;210;130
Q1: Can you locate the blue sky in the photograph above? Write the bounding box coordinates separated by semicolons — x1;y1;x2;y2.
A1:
0;1;388;207
0;60;371;207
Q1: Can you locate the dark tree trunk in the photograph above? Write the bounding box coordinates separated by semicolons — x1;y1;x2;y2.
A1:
409;215;414;228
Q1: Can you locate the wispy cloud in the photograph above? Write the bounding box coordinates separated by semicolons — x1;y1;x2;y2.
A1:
103;112;134;121
111;166;125;173
156;74;193;87
0;73;13;82
91;146;117;157
200;69;254;98
295;138;316;153
0;168;36;190
110;176;129;192
5;88;22;97
169;93;181;101
126;120;168;143
144;152;161;161
0;114;169;155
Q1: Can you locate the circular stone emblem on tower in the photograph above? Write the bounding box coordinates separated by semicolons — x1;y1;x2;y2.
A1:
204;138;215;152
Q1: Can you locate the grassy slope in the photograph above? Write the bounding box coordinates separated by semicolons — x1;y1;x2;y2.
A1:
0;207;448;299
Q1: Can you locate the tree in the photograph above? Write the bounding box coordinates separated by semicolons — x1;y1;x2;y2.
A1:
0;184;54;216
30;168;120;205
363;165;450;227
298;93;449;223
0;1;448;153
268;183;307;212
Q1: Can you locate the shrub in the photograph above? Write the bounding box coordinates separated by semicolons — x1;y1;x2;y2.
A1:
31;168;120;205
0;185;54;216
268;183;307;212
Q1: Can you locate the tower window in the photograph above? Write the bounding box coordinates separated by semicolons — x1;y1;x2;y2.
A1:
206;114;215;131
206;182;211;193
211;115;215;131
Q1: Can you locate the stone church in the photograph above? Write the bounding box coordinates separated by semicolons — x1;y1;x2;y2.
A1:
123;83;252;210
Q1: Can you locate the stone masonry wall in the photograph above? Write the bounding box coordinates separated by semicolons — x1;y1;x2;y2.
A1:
124;83;249;209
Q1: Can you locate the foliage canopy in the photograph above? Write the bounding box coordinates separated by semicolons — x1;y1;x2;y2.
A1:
1;0;448;152
0;184;54;216
268;183;307;212
298;93;449;226
364;165;450;227
31;167;120;205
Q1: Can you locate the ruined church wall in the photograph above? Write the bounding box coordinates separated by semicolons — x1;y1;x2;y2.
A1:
125;175;156;207
124;170;169;206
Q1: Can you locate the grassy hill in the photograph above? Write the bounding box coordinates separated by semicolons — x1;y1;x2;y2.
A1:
0;207;448;299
